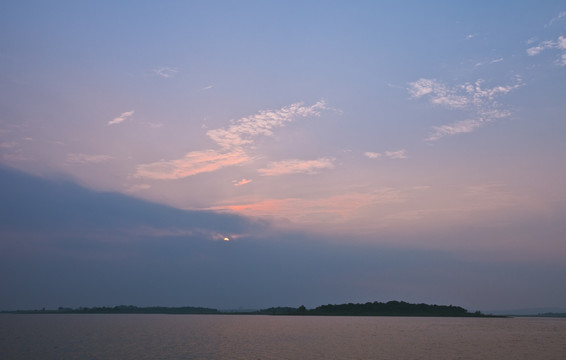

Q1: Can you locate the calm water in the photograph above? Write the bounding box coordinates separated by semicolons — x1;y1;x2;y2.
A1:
1;314;565;359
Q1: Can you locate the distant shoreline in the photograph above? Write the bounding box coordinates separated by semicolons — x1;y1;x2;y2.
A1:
1;301;509;317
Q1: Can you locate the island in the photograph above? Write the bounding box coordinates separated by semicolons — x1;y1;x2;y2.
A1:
256;301;489;317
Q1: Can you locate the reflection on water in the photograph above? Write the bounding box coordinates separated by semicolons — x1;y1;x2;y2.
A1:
1;314;565;359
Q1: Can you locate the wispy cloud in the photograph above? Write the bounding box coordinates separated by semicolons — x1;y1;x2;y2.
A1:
207;100;328;150
426;120;483;141
474;58;504;68
202;85;214;91
365;150;407;159
385;150;408;159
136;149;249;180
409;79;468;108
232;178;252;186
135;101;330;180
526;35;566;65
466;33;477;40
152;67;178;78
526;37;538;45
409;78;522;141
258;158;334;176
108;110;134;126
67;153;113;164
215;189;404;225
364;152;381;159
546;11;566;27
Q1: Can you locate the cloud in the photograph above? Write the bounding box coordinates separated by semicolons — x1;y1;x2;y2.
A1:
527;35;566;65
67;153;113;164
409;79;468;108
202;85;214;91
0;164;259;242
547;11;566;27
466;33;477;40
474;58;504;68
215;189;404;225
365;150;407;159
526;36;566;56
152;67;178;78
108;110;134;126
135;149;249;180
425;119;483;141
526;41;554;56
135;101;330;180
233;178;252;186
258;158;334;176
385;150;408;159
409;78;522;141
207;100;328;150
364;152;381;159
409;78;520;110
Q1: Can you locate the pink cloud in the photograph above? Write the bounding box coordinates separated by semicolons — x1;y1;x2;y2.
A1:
232;178;253;186
258;158;334;176
215;190;404;224
135;149;249;180
134;100;331;180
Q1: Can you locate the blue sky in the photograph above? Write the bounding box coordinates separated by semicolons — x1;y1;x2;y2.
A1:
1;1;566;311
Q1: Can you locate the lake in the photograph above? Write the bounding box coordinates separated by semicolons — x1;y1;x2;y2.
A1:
1;314;565;359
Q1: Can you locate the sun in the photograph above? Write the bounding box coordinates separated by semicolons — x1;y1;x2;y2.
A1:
223;237;230;242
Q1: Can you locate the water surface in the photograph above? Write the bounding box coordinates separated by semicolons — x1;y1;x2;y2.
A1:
1;314;565;359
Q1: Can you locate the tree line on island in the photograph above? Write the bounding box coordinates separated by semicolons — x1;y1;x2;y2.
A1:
257;301;484;317
4;301;496;317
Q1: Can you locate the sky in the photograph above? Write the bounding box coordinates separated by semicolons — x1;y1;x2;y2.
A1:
1;1;566;312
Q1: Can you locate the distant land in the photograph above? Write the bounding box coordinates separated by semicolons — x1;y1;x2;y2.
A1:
255;301;493;317
1;305;218;315
529;313;566;318
2;301;502;317
483;307;566;317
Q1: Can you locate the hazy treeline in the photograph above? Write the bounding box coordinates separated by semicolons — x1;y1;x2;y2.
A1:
4;301;493;317
5;305;218;314
257;301;485;317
